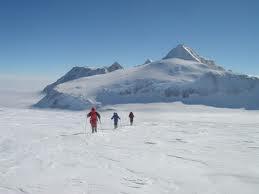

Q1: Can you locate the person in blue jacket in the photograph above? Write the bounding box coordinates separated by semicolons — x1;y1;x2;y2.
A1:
111;112;120;129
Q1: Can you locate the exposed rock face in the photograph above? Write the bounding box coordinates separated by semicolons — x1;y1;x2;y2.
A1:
107;62;123;72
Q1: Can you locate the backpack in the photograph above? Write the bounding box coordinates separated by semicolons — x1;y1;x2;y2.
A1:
129;112;134;118
91;111;97;121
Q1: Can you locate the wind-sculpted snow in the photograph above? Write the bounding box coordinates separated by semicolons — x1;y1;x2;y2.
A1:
1;103;259;194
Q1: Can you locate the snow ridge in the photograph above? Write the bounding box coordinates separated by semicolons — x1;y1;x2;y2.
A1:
163;44;219;66
163;44;201;62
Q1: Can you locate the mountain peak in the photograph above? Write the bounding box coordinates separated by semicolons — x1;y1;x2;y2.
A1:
163;44;202;62
143;59;152;65
111;61;120;66
107;62;123;72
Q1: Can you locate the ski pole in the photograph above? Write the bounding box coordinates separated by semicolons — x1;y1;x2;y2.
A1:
85;112;89;137
99;119;102;130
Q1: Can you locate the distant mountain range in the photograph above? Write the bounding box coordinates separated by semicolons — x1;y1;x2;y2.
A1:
35;44;259;110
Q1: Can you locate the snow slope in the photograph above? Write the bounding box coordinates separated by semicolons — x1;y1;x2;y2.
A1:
43;62;123;94
1;103;259;194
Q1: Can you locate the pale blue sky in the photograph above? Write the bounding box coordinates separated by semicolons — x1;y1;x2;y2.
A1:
0;0;259;78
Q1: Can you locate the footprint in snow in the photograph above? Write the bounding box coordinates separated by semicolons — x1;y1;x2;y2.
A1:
122;177;150;189
145;141;157;145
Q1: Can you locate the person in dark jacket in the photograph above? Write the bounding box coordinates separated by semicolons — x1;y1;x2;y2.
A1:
129;112;134;126
87;107;101;133
111;112;120;129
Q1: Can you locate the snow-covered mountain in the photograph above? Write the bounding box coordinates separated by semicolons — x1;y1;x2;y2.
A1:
143;59;152;65
42;62;123;94
36;45;259;110
163;44;219;67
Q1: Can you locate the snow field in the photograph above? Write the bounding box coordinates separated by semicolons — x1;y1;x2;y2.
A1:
0;103;259;194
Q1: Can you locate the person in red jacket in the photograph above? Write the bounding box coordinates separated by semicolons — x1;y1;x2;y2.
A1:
129;112;134;126
87;107;101;133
